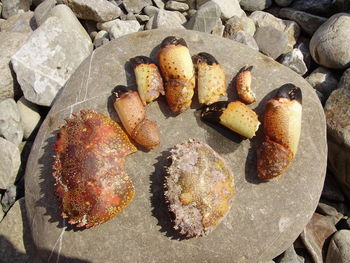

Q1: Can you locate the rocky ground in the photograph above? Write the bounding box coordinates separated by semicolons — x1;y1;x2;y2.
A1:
0;0;349;262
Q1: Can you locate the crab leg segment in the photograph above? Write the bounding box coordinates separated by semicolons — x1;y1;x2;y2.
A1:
158;36;195;114
112;86;160;150
130;56;164;106
236;65;256;104
201;101;260;139
257;85;302;179
193;52;226;105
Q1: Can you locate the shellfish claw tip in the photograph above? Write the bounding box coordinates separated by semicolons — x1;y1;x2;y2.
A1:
276;84;302;104
130;56;153;67
195;52;218;65
112;85;128;100
161;36;187;48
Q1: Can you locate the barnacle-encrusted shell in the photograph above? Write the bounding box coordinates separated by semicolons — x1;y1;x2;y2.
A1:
53;110;137;228
165;139;235;237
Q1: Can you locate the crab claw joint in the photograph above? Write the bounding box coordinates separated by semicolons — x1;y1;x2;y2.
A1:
257;85;302;180
201;101;260;139
112;86;160;150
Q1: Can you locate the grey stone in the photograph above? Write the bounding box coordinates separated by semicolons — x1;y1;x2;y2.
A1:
93;31;110;48
326;230;350;263
173;10;187;24
123;0;152;14
145;16;155;30
34;0;56;26
1;183;24;213
317;202;343;225
0;2;2;18
0;138;21;189
291;0;335;17
0;32;29;101
274;0;294;7
135;14;150;23
165;1;189;11
98;19;141;39
300;213;337;263
16;97;41;139
0;11;36;33
25;29;327;263
0;206;4;222
1;0;31;19
211;17;224;37
57;0;122;22
0;99;23;145
279;48;307;75
224;16;256;38
230;30;259;51
276;245;304;263
296;40;312;69
279;8;327;36
325;68;350;199
306;67;338;100
143;5;160;17
240;0;272;11
126;12;137;21
152;9;184;29
185;1;221;33
254;26;288;59
210;0;245;20
11;8;93;107
153;0;165;9
310;13;350;69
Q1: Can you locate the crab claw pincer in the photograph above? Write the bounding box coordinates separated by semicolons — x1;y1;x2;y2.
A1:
257;84;302;179
112;86;160;150
236;65;256;104
53;110;137;228
201;100;260;139
193;52;226;105
158;36;195;114
129;56;164;106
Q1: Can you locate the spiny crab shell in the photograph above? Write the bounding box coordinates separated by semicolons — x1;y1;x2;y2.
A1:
53;110;137;228
165;139;235;238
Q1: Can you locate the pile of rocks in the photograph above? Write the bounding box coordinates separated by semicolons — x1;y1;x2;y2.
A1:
0;0;349;262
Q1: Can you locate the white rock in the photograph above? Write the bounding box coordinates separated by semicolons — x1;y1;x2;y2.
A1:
165;1;189;11
153;9;185;29
16;97;41;139
1;0;31;19
11;10;93;106
230;30;259;51
211;0;245;20
98;19;140;39
0;11;36;33
0;99;23;145
34;0;57;26
0;138;21;189
143;6;160;17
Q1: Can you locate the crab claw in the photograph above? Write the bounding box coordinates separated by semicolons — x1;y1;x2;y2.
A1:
193;52;226;105
158;36;195;114
201;100;260;139
236;65;256;105
257;84;302;179
112;86;160;149
130;56;164;106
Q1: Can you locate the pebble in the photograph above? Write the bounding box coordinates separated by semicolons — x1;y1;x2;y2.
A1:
1;181;24;213
16;97;41;140
0;138;21;189
230;30;259;51
93;30;110;48
317;202;343;225
211;17;224;37
108;20;141;39
122;0;152;14
0;99;23;145
143;6;160;17
223;16;256;38
254;26;288;59
326;230;350;263
211;0;245;20
153;0;165;9
306;67;338;100
276;245;304;263
279;8;328;36
135;14;150;23
34;0;57;26
151;9;184;29
185;1;221;33
11;5;93;106
274;0;294;7
239;0;272;12
0;11;36;33
165;1;189;12
279;48;307;75
291;0;335;17
310;13;350;69
1;0;31;19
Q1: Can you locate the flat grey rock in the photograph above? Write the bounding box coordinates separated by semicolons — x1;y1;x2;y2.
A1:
306;67;338;100
16;96;41;139
122;0;152;14
0;138;21;189
0;98;23;145
25;29;327;263
1;0;31;19
34;0;57;26
326;230;350;263
0;11;36;33
254;26;288;59
240;0;272;11
278;48;307;75
210;0;245;20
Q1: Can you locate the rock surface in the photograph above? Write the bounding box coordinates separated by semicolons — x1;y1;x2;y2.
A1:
254;26;288;59
11;6;93;106
230;30;259;51
34;0;57;26
326;230;350;263
211;0;245;20
274;0;294;7
291;0;336;17
0;11;36;33
223;16;256;38
309;13;350;69
122;0;152;14
0;99;23;145
16;97;41;139
98;19;140;39
279;48;307;75
152;9;184;29
25;29;326;263
0;138;21;189
276;245;304;263
306;67;338;99
1;0;31;19
240;0;272;11
165;1;189;11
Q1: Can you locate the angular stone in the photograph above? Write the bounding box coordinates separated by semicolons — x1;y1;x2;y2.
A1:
1;0;31;19
143;6;160;17
185;1;221;33
211;17;224;37
230;30;259;51
122;0;152;14
34;0;57;26
274;0;294;7
306;67;338;100
135;14;150;23
0;11;36;33
0;138;21;189
0;99;23;145
165;1;189;11
223;15;256;38
326;230;350;263
109;20;140;39
93;30;109;48
153;0;165;9
254;26;288;59
16;96;41;139
0;32;29;101
279;8;327;36
240;0;272;11
300;213;337;263
173;10;187;24
11;10;93;106
310;13;350;69
316;202;343;225
211;0;245;20
276;245;304;263
152;9;184;29
57;0;122;22
291;0;336;17
25;29;327;263
279;48;307;75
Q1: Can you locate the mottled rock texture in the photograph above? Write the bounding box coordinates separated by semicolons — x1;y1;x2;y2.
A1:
0;138;21;189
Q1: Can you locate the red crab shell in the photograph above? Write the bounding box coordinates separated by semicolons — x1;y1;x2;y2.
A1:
53;110;137;228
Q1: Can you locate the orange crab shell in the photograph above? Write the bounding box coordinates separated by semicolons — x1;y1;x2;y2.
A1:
53;110;137;228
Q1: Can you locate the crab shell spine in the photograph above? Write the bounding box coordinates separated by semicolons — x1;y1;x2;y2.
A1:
236;65;256;104
194;52;227;105
112;86;160;149
158;36;195;114
257;85;302;179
